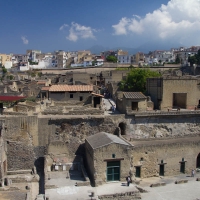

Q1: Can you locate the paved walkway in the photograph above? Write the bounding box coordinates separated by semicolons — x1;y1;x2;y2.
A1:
140;175;200;200
46;181;137;200
102;98;120;115
45;173;200;200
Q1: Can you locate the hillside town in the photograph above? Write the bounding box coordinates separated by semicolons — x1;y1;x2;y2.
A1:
0;45;200;199
1;46;200;71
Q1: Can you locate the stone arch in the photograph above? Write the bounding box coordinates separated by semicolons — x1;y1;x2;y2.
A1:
118;122;126;135
196;153;200;168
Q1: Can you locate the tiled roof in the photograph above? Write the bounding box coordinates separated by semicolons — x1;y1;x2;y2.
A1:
91;92;104;97
123;92;146;99
86;132;130;149
37;81;46;85
49;85;93;92
41;86;50;91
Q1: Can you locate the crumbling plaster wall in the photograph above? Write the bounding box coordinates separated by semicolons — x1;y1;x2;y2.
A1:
126;115;200;139
45;115;125;160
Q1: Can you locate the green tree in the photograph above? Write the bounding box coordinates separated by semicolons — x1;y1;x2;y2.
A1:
106;55;117;63
37;72;42;77
119;68;161;92
2;66;7;74
188;55;197;66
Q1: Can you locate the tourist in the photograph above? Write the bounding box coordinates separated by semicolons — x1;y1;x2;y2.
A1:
191;169;195;177
126;175;131;186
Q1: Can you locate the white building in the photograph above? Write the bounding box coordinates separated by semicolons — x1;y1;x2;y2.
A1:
4;61;13;69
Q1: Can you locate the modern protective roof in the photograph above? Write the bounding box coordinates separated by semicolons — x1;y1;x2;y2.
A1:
0;95;26;101
49;85;93;92
86;132;130;149
123;92;146;99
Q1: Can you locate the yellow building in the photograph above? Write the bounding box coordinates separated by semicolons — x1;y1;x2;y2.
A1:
77;50;91;63
135;52;145;64
0;54;11;66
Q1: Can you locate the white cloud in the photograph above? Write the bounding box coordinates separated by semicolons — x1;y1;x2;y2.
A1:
66;22;96;42
59;24;68;30
112;0;200;45
21;36;28;45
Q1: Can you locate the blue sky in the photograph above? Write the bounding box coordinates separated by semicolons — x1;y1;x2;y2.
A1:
0;0;200;54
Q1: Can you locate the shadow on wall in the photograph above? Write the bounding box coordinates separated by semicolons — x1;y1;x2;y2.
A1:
34;157;45;194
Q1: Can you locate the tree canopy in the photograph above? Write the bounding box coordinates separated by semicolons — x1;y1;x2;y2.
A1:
106;55;117;63
188;50;200;66
119;68;161;92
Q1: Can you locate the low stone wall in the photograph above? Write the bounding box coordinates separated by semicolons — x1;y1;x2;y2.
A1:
13;104;36;113
150;182;166;187
42;108;103;115
68;109;103;115
175;179;188;184
3;112;26;116
98;190;141;200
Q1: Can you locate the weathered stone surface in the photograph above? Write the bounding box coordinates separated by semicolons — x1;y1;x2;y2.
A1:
7;141;35;170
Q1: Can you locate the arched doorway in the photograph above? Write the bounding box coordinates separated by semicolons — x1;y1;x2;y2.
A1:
119;122;126;135
196;153;200;168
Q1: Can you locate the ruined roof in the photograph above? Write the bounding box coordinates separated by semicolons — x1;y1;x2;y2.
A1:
123;92;146;99
86;132;130;149
49;85;93;92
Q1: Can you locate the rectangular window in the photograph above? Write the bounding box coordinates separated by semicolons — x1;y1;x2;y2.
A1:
70;94;73;98
79;96;83;101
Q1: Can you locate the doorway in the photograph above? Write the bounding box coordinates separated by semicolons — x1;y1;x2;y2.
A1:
93;97;100;108
180;162;185;173
132;102;138;110
159;164;164;176
196;153;200;168
119;122;126;135
135;166;141;178
107;161;120;181
173;93;187;108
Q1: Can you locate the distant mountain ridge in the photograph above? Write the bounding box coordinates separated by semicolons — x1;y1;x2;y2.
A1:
87;41;182;55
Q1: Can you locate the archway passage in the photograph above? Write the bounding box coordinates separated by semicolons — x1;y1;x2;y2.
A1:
119;122;126;135
196;153;200;168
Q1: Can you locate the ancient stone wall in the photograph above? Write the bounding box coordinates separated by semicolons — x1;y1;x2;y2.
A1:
93;143;131;184
4;116;39;171
131;139;200;178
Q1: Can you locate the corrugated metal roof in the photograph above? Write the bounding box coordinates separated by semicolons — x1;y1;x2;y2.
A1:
86;132;130;149
123;92;146;99
49;85;93;92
